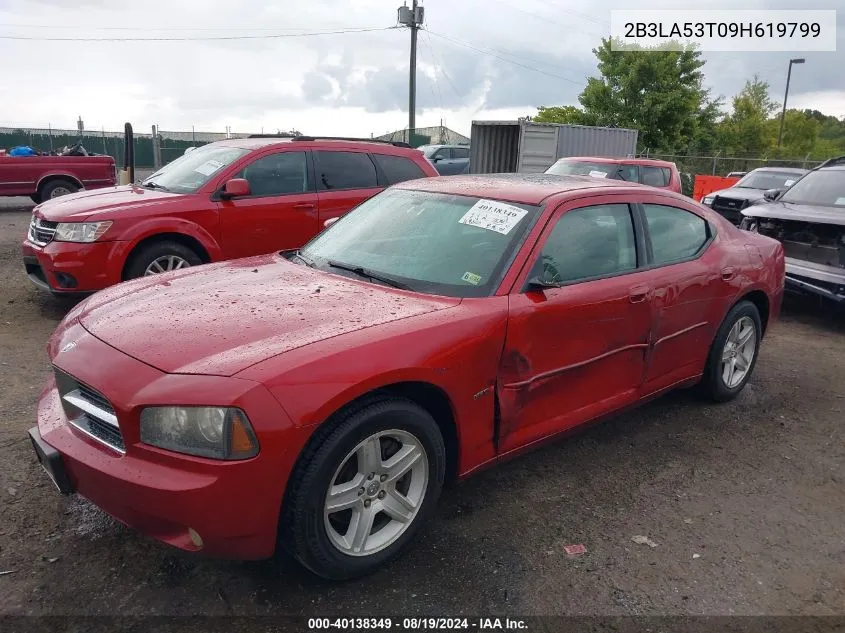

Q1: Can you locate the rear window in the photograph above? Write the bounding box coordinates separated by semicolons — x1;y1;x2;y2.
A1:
314;151;378;191
372;154;427;185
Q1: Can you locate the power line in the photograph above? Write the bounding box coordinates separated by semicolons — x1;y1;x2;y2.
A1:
425;30;585;85
422;28;460;101
417;35;443;109
0;26;400;42
0;22;376;32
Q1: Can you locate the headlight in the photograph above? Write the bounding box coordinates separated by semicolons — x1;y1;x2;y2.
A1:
702;196;714;206
54;221;112;242
140;406;259;460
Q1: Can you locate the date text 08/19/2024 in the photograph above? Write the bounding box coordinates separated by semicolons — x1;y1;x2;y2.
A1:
306;617;529;630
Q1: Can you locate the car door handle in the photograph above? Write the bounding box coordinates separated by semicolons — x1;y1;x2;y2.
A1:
293;202;316;210
629;285;650;303
721;266;736;281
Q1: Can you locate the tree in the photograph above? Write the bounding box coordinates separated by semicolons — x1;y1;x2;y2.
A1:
575;38;711;151
717;76;778;156
533;105;590;125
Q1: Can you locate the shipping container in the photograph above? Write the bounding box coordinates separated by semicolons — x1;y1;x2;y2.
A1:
470;120;639;174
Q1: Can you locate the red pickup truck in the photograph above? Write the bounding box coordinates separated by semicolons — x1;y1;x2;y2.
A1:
0;152;116;202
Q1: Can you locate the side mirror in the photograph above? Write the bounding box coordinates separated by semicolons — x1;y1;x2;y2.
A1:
323;217;340;229
431;156;442;163
763;188;783;201
525;277;559;291
220;178;250;199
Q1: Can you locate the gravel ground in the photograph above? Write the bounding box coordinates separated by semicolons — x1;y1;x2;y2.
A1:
1;197;844;624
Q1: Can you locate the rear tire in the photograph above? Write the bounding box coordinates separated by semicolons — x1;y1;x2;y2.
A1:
281;397;446;580
40;179;79;200
699;300;762;402
124;240;203;280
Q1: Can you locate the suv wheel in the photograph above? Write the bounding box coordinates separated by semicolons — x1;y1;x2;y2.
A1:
125;241;203;280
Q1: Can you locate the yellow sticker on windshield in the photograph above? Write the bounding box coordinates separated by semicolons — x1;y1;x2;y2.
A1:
462;272;482;285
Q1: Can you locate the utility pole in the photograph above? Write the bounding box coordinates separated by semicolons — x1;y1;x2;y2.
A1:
777;58;805;148
398;1;424;144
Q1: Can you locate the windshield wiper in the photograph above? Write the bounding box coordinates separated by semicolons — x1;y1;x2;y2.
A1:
142;180;169;191
291;250;315;267
327;260;410;290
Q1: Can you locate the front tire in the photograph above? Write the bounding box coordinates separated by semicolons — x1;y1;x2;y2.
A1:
281;397;446;580
700;300;762;402
124;240;202;280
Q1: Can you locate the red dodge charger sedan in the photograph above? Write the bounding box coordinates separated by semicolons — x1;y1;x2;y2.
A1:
30;174;785;580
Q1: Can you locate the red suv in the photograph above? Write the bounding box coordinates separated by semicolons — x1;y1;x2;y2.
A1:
22;136;437;294
545;156;682;193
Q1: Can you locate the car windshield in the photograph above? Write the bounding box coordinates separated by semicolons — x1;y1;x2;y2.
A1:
418;146;439;158
779;170;845;208
141;144;249;193
735;170;803;190
299;188;541;298
546;160;616;178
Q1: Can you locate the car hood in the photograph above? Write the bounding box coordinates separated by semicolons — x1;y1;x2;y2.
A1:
77;255;461;376
741;201;845;226
707;187;766;202
35;185;183;221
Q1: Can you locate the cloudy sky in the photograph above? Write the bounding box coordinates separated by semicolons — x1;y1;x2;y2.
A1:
0;0;842;139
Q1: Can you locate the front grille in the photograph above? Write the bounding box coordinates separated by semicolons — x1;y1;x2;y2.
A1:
28;215;58;246
711;196;748;225
54;368;125;454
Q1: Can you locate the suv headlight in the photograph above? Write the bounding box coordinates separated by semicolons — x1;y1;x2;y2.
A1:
701;196;714;206
54;221;112;243
140;406;259;460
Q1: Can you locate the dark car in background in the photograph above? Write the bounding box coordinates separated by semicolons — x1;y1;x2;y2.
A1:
701;167;808;225
418;144;470;175
740;157;845;304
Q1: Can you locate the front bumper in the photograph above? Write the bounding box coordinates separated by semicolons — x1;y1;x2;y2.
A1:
785;257;845;303
31;320;300;560
22;238;128;294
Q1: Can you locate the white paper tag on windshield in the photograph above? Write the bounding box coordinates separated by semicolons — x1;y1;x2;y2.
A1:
194;159;224;176
588;170;608;178
784;180;795;187
458;199;528;235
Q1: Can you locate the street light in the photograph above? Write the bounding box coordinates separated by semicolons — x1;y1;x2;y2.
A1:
777;58;805;148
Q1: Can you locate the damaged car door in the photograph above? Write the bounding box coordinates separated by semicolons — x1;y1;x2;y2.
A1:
497;198;653;453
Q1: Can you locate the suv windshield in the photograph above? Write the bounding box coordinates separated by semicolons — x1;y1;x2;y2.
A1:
546;160;616;178
736;170;802;190
299;188;540;298
779;169;845;208
142;144;249;194
417;146;439;158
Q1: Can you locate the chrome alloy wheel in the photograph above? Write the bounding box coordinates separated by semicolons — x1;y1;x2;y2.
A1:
721;316;757;389
144;255;191;275
324;429;428;556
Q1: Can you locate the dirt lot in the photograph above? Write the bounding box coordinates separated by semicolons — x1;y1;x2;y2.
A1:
1;197;844;623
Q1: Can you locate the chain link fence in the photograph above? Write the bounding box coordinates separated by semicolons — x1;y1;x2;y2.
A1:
639;152;824;177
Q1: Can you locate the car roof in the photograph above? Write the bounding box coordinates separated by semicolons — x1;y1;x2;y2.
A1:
561;156;676;168
210;137;418;154
748;166;807;174
394;173;649;205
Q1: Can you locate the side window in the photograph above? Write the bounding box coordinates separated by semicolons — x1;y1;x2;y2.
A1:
617;164;639;182
535;204;637;285
433;148;452;160
640;166;670;187
314;151;378;191
372;154;427;185
452;147;470;159
235;151;309;196
643;203;710;265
